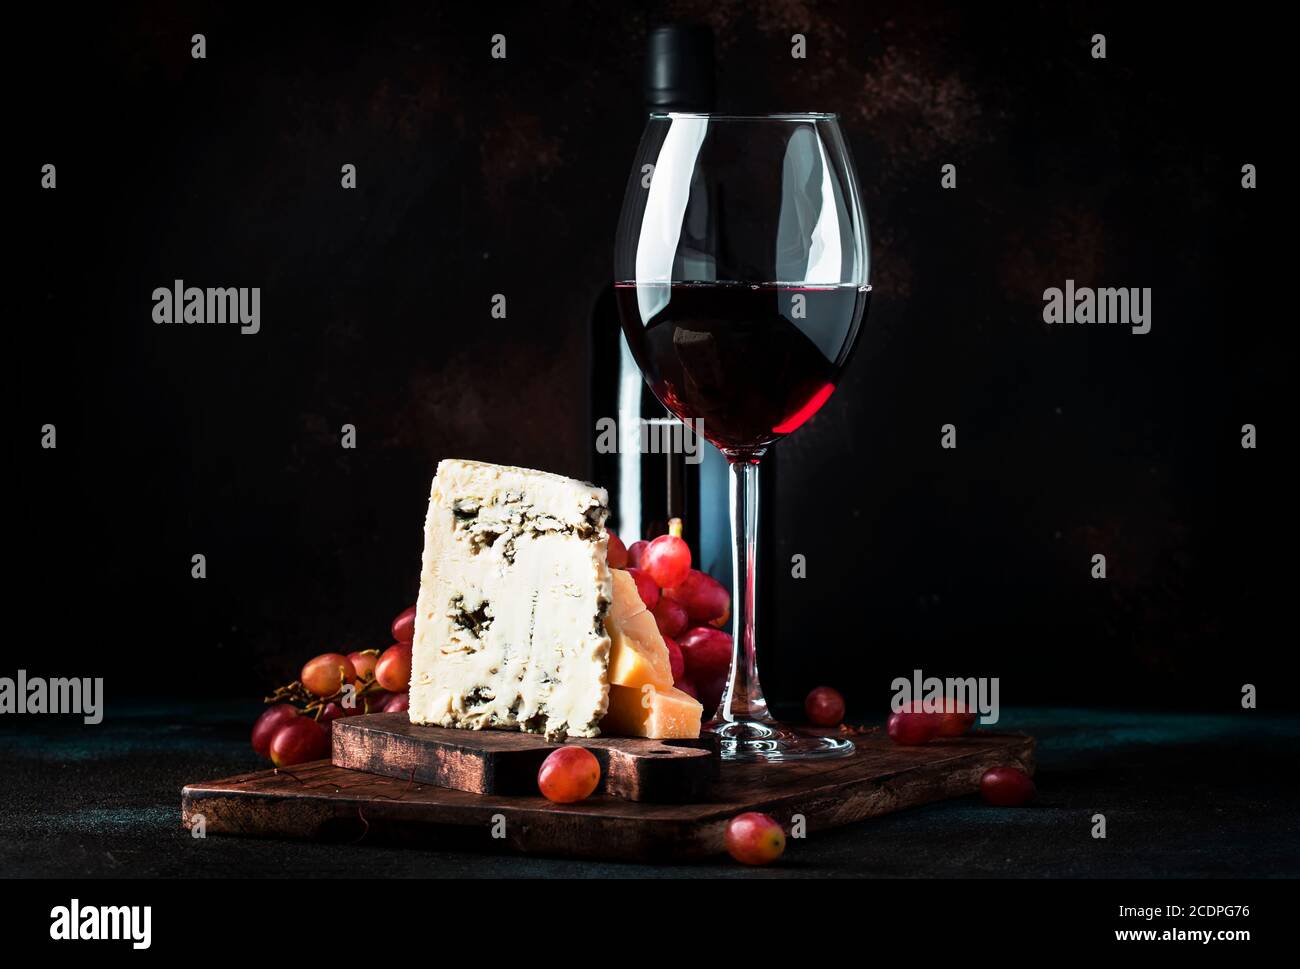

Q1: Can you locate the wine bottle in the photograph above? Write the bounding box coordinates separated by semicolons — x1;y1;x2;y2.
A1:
588;25;716;552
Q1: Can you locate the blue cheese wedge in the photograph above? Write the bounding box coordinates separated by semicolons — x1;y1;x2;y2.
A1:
409;459;613;740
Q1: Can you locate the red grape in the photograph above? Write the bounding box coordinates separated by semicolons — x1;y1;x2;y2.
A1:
375;642;413;692
664;636;685;682
980;767;1036;806
934;699;977;737
896;698;975;737
664;569;729;623
606;530;628;570
347;650;379;682
626;567;660;610
301;653;358;698
805;686;846;727
252;704;299;757
270;717;328;767
674;678;699;700
677;626;733;680
642;532;691;590
318;701;348;732
626;540;649;569
652;596;689;637
362;690;393;713
537;746;601;803
887;710;937;746
391;604;417;644
382;692;410;713
725;812;786;865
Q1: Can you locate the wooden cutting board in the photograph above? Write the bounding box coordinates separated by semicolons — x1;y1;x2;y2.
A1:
181;730;1034;861
330;713;719;802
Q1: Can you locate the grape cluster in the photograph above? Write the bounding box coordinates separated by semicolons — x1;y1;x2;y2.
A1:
886;700;978;746
251;607;416;767
608;519;734;715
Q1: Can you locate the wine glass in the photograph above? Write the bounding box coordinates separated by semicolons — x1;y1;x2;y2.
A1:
615;113;871;761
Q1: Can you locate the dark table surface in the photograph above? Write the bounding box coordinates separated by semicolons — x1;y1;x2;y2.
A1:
2;703;1297;878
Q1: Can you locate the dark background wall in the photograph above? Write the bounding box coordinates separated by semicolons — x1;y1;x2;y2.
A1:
17;2;1288;715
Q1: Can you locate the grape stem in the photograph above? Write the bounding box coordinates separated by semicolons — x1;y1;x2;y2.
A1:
263;670;389;717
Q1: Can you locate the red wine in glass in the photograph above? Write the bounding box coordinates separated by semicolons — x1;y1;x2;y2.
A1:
615;281;871;458
615;113;870;761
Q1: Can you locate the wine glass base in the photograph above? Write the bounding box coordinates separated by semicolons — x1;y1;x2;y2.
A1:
707;718;856;762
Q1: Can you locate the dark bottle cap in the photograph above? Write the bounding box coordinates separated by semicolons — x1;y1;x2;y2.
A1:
644;24;715;112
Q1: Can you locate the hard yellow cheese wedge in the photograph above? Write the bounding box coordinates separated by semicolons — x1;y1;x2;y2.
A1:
603;568;674;691
606;609;674;690
601;684;703;739
606;568;647;625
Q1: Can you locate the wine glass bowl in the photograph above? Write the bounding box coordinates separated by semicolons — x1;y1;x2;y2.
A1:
615;113;870;761
612;280;871;458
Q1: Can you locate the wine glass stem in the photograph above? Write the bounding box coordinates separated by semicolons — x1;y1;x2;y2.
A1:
717;458;773;725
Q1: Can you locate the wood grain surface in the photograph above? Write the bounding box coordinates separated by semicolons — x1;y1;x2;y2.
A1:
182;730;1035;861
